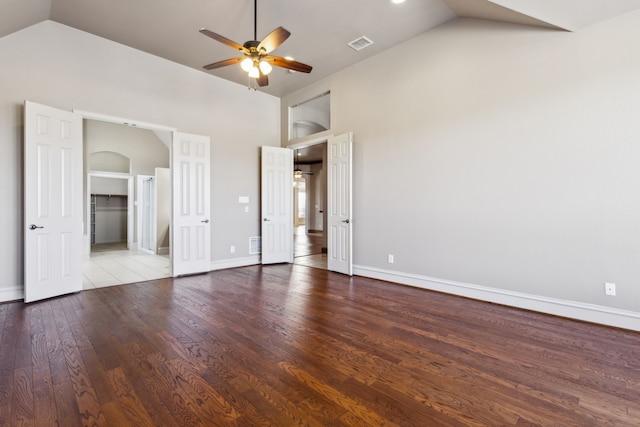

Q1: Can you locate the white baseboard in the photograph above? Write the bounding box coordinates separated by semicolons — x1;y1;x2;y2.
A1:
353;265;640;332
210;256;261;271
157;246;169;255
0;285;23;302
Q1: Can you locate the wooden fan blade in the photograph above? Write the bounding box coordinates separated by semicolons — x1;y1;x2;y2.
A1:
257;27;291;54
199;28;246;52
257;70;269;87
203;57;243;70
267;56;312;73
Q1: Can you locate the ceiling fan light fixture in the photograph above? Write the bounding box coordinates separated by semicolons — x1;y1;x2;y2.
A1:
240;57;253;72
200;0;312;89
259;60;273;75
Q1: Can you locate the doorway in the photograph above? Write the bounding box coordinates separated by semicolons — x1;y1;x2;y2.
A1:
82;118;172;289
292;143;327;270
24;102;211;300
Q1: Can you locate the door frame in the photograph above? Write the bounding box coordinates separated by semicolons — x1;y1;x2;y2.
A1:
86;172;134;254
287;134;349;272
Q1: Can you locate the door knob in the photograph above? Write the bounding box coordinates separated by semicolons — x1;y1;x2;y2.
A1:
342;219;350;224
29;224;44;230
263;218;270;222
201;219;210;223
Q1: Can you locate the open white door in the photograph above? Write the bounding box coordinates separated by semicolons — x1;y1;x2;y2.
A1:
261;146;293;264
24;101;83;302
327;133;353;275
172;132;211;276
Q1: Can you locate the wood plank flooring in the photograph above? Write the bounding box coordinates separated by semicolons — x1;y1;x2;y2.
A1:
1;264;639;426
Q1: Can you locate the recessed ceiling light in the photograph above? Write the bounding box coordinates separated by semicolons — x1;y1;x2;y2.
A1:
391;0;406;4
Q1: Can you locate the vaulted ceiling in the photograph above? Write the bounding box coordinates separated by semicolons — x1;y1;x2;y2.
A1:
2;0;640;97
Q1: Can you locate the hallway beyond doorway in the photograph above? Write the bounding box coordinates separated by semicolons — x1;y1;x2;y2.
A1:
293;225;327;270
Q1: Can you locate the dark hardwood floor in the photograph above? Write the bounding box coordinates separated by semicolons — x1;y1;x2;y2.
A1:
1;264;639;426
294;225;324;258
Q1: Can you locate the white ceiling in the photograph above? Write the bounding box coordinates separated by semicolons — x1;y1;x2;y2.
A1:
2;0;640;97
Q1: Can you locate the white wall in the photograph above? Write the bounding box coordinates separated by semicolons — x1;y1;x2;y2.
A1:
0;21;279;301
283;14;640;330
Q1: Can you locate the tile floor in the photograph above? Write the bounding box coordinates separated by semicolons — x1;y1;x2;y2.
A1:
82;249;170;290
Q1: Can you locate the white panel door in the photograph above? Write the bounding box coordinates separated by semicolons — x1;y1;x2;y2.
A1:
261;146;293;264
172;132;211;276
327;133;353;275
24;101;83;302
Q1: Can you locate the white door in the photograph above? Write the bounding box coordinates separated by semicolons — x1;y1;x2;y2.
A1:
327;133;353;275
24;101;83;302
261;146;293;264
172;132;211;276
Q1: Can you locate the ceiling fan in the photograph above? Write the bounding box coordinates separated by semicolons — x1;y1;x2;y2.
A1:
199;0;312;88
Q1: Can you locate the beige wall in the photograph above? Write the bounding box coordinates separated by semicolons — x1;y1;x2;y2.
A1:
283;14;640;329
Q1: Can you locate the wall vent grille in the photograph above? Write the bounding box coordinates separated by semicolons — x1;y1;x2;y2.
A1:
348;36;374;51
249;236;261;254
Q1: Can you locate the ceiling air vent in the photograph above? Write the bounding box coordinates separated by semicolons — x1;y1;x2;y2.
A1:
348;36;374;51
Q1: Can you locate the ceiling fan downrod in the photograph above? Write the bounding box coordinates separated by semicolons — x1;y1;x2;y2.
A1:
253;0;258;41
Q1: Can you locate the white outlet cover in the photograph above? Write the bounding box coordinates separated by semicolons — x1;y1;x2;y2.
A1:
605;282;616;296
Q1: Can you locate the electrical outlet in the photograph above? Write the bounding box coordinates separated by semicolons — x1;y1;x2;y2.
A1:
605;282;616;296
230;245;236;254
388;254;394;264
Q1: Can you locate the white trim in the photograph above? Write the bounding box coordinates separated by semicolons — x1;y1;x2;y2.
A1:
353;265;640;332
74;110;177;133
211;256;260;271
287;133;333;150
0;286;23;302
